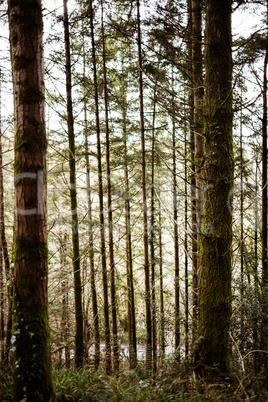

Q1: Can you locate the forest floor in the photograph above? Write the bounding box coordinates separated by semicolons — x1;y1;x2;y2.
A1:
1;360;268;401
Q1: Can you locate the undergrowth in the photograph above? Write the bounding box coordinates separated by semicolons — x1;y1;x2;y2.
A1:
0;361;267;401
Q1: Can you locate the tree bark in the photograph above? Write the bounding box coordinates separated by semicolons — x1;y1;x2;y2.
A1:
89;0;111;374
8;0;54;398
63;0;84;367
261;1;268;370
121;65;137;369
191;0;203;344
0;69;11;363
60;233;70;368
83;81;100;371
184;105;189;360
158;198;165;361
239;108;245;346
101;0;119;372
172;71;180;360
150;88;157;376
197;0;233;373
137;0;152;374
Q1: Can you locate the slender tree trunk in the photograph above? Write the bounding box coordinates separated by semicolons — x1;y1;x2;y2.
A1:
150;88;157;376
8;0;54;398
122;71;137;369
82;27;100;369
137;0;152;374
60;233;70;368
172;72;180;360
0;72;5;362
197;0;233;373
101;0;119;372
239;111;245;346
0;249;4;362
253;159;259;373
0;69;11;363
261;2;268;370
191;0;203;345
83;81;100;371
184;107;189;360
190;80;198;346
63;0;83;367
89;0;111;374
158;198;165;361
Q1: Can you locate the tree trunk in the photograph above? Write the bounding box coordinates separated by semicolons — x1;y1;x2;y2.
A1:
63;0;83;367
253;159;260;373
82;27;100;368
197;0;233;373
150;88;157;376
239;109;245;347
137;0;152;374
191;0;203;345
184;105;189;360
0;68;11;364
0;249;4;362
0;72;5;363
83;78;100;371
172;72;180;360
261;2;268;370
89;0;111;374
122;68;137;369
101;0;119;372
8;0;54;398
60;233;70;368
158;198;165;361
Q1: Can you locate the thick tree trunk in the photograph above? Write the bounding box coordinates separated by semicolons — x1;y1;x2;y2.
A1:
197;0;233;373
89;0;111;374
8;0;54;399
137;0;152;374
63;0;83;367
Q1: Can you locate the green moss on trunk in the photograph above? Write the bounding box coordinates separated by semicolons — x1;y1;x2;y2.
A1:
12;302;54;401
8;0;54;399
197;0;233;373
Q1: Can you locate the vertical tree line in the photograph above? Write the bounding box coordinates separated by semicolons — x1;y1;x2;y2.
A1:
1;0;268;395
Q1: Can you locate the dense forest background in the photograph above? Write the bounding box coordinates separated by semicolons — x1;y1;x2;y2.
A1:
0;0;268;400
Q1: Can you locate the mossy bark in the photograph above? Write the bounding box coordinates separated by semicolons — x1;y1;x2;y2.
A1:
197;0;233;373
8;0;54;399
